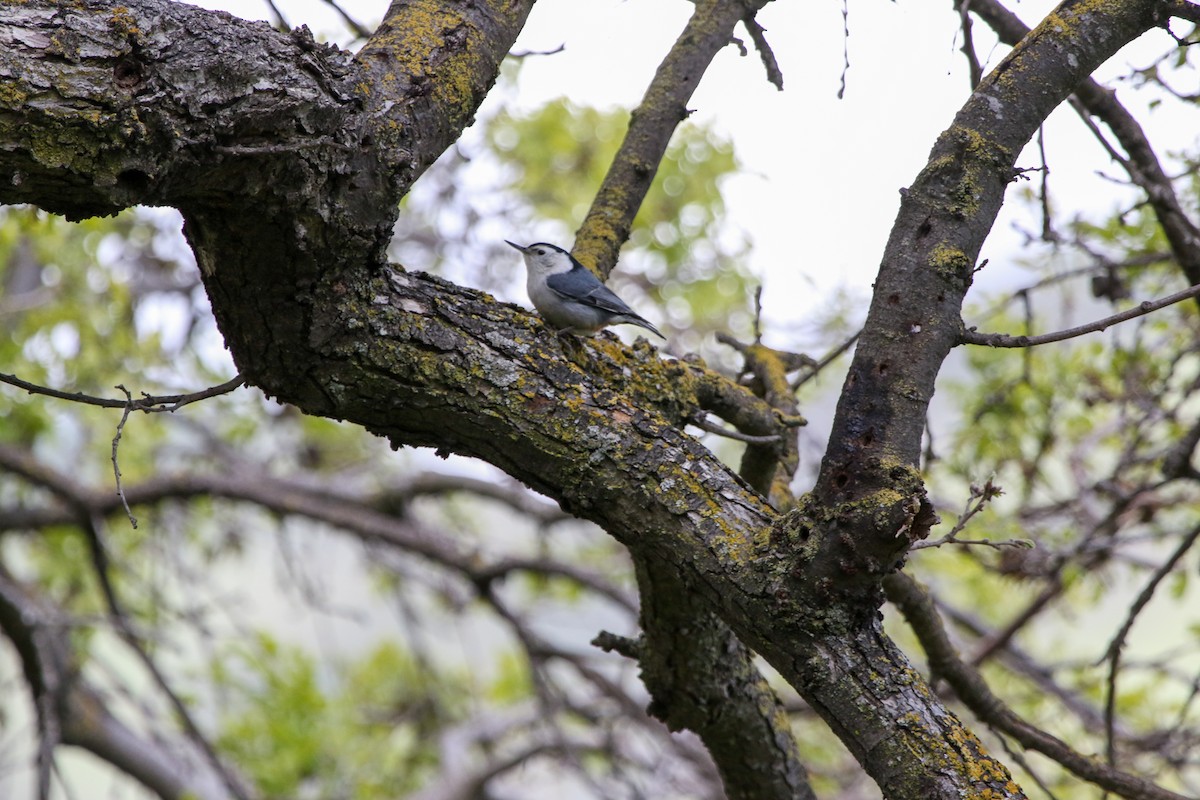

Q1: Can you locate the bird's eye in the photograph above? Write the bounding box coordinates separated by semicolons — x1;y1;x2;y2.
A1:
534;248;544;255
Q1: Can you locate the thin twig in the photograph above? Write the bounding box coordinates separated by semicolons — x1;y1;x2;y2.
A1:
1101;521;1200;769
960;283;1200;348
741;12;783;89
261;0;289;32
911;477;1031;550
0;373;244;411
320;0;371;39
510;43;566;59
689;412;781;444
836;0;850;99
81;514;252;800
0;373;242;527
958;0;984;88
792;329;861;390
111;386;138;529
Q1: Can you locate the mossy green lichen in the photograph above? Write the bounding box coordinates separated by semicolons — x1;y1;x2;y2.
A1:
929;243;971;282
0;83;29;108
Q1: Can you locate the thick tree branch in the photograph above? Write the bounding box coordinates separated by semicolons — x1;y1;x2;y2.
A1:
0;1;1186;798
792;0;1170;613
631;557;816;800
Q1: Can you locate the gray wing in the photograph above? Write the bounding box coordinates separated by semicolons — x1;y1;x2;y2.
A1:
545;270;638;316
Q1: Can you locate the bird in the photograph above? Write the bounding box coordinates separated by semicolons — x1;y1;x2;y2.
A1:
505;240;664;338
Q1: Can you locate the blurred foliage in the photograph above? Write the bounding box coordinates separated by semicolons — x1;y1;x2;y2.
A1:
214;635;467;798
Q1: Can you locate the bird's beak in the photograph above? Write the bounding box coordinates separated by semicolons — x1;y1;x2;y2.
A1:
504;240;528;253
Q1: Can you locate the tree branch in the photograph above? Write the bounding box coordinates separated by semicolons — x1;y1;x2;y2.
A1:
796;0;1169;611
1101;521;1200;768
884;571;1190;800
572;0;772;277
630;556;817;800
1;1;1187;797
960;282;1200;348
0;373;243;411
960;0;1200;292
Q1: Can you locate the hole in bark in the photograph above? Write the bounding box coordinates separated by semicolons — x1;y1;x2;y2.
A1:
877;361;889;377
887;293;900;305
113;58;143;88
834;472;849;489
862;427;874;446
117;169;150;193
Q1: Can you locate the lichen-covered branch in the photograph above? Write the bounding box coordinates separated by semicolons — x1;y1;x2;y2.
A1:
796;0;1168;614
0;0;1189;797
632;556;816;800
959;0;1200;291
572;0;772;277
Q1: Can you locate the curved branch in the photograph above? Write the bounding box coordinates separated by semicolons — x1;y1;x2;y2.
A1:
0;373;244;411
0;445;634;612
1101;522;1200;767
631;556;817;800
800;0;1169;602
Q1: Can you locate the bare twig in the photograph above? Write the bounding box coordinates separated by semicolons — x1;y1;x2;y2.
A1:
689;412;781;444
261;0;289;32
836;0;850;99
960;283;1200;348
0;373;243;528
958;0;984;88
1101;521;1200;768
81;512;251;800
0;373;244;411
741;12;783;89
320;0;371;40
792;329;860;389
912;477;1016;550
111;386;137;529
509;43;566;58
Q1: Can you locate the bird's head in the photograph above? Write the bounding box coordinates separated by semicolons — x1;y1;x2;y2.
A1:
505;240;576;276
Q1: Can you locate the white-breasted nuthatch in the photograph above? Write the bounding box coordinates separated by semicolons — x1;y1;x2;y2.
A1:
505;240;664;338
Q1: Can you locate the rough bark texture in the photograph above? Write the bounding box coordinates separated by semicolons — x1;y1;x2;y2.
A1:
0;0;1182;798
